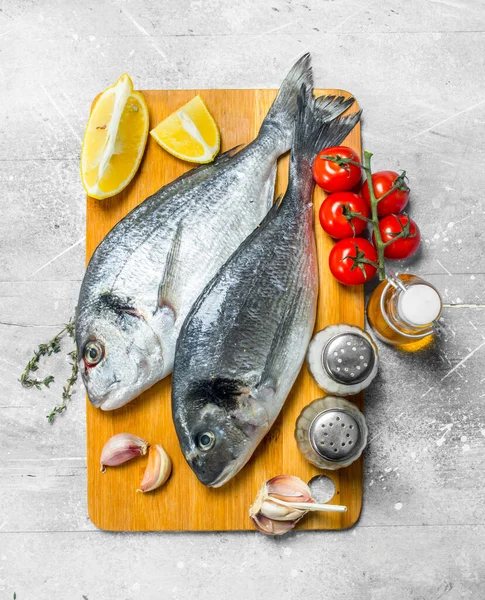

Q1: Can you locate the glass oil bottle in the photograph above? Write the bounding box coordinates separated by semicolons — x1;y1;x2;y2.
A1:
367;274;442;350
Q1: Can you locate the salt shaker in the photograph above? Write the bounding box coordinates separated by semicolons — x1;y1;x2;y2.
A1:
295;397;368;470
306;324;379;396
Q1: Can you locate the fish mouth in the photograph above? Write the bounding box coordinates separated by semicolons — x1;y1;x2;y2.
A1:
89;394;104;409
99;392;128;411
202;457;246;488
85;378;123;410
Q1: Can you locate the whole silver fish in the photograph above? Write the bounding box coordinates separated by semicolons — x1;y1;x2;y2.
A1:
76;55;314;410
172;89;361;487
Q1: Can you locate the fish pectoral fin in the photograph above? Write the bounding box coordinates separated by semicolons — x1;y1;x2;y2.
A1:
259;287;305;390
233;392;269;429
152;303;176;330
157;222;183;317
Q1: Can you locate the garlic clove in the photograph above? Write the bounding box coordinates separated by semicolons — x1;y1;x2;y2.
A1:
260;499;306;521
100;433;148;472
137;444;172;493
249;474;347;536
249;475;310;535
266;474;313;503
251;512;298;536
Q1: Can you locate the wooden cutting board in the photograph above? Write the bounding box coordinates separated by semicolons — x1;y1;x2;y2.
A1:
86;88;363;531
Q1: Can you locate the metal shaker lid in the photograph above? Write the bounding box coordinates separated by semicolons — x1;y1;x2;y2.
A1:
322;332;375;385
309;408;361;462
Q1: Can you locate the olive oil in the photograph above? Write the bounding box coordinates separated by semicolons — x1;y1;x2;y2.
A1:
367;274;442;349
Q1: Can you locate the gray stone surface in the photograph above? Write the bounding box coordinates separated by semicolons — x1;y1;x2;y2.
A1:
1;0;484;598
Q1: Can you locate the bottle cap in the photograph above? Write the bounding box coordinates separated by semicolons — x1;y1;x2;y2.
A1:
397;284;442;327
322;332;376;385
309;408;361;462
295;396;368;470
307;325;379;396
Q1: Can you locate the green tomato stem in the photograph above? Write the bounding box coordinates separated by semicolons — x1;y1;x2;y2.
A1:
345;210;373;225
317;154;370;172
363;151;387;281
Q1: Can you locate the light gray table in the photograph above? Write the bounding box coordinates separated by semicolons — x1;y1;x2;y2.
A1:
1;1;484;598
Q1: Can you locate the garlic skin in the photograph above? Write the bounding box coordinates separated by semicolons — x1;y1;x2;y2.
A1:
249;475;347;536
137;444;172;493
249;475;313;535
251;513;298;536
100;433;148;473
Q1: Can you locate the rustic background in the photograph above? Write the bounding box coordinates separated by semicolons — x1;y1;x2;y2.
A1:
1;0;484;598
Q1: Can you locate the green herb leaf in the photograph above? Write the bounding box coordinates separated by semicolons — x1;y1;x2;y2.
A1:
20;315;80;423
46;347;78;424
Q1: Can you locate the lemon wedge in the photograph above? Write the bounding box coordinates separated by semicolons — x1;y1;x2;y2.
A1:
150;95;220;164
81;73;149;200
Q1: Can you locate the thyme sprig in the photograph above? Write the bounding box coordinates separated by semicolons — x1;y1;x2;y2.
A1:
46;348;78;423
20;320;74;389
20;316;79;423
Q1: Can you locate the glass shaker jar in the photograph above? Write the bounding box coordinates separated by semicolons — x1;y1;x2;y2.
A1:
306;324;379;396
367;273;442;347
295;397;368;470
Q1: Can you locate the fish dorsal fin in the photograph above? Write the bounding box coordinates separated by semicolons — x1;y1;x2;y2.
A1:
168;145;244;187
177;145;242;181
114;146;244;229
262;161;277;211
256;194;284;230
195;197;284;341
258;287;304;391
157;222;183;318
218;197;284;319
213;145;244;163
221;195;283;276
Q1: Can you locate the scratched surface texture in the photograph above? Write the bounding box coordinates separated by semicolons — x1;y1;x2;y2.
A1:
1;0;484;598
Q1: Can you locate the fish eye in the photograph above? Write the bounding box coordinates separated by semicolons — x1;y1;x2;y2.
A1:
83;340;104;366
196;431;215;452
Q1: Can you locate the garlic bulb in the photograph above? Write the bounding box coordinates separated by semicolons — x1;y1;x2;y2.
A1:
137;444;172;493
100;433;148;473
249;475;347;536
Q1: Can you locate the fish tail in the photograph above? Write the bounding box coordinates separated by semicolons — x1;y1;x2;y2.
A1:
291;87;362;169
258;53;314;153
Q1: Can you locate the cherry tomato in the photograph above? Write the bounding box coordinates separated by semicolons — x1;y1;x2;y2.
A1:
373;214;421;260
319;192;369;239
313;146;362;193
361;171;409;217
329;238;378;286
